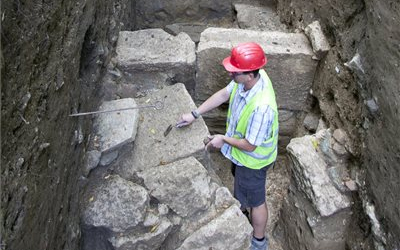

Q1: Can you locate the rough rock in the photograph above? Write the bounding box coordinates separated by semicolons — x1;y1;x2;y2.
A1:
214;186;240;210
81;175;149;232
332;128;348;145
93;98;139;154
82;150;101;177
115;83;209;178
234;4;288;32
109;218;173;250
304;21;331;59
286;135;351;216
176;205;253;250
99;150;119;167
165;23;209;43
116;30;196;94
138;157;211;217
344;53;365;78
303;112;320;132
317;129;350;164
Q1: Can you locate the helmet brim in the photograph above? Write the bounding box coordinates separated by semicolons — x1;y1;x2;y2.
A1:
222;56;243;72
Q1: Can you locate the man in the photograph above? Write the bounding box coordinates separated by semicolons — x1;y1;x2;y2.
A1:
177;42;278;250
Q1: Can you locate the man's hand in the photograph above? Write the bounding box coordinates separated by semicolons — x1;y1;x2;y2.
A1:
205;134;225;151
176;113;195;128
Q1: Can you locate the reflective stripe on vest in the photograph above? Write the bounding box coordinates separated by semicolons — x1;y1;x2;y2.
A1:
227;69;279;169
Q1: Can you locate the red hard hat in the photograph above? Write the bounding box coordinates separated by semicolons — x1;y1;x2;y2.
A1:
222;42;267;72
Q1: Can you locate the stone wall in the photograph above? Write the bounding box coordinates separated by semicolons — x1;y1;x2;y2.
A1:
276;0;400;248
133;0;234;29
1;0;130;249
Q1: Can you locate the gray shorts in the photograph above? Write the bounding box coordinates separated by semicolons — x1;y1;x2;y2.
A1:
233;163;273;209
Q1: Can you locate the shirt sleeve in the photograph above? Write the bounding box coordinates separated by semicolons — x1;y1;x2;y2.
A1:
226;80;235;94
245;105;276;146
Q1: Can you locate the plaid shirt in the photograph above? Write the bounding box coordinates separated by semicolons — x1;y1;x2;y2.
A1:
221;77;276;166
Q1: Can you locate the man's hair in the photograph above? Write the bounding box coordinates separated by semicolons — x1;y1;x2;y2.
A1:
244;69;259;78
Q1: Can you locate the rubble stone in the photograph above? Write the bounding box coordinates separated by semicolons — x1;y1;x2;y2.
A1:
82;150;101;177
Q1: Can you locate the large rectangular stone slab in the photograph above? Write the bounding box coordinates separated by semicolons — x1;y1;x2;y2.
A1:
93;98;139;154
196;27;317;111
126;83;210;173
116;29;196;94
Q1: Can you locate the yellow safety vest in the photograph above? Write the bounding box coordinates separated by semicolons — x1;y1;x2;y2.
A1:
227;69;279;169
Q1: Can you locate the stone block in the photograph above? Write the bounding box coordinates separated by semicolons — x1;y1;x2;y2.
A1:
116;30;196;94
176;205;253;250
234;4;288;32
120;83;209;176
196;28;317;112
93;98;139;154
303;112;320;132
138;157;211;217
305;21;331;60
82;150;101;177
81;175;149;232
286;135;351;216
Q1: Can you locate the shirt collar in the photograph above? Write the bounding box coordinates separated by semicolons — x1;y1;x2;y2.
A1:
237;77;264;103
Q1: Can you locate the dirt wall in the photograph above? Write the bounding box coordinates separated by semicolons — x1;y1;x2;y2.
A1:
276;0;400;248
1;1;129;249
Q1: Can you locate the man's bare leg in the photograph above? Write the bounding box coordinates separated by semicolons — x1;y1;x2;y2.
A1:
251;202;268;238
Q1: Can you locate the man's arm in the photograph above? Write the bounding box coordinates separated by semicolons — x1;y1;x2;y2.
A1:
177;87;230;126
206;134;256;152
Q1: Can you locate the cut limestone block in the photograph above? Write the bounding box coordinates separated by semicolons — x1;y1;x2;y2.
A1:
116;29;196;94
176;205;253;250
234;4;288;32
138;157;211;218
115;83;209;179
286;135;351;216
305;21;331;60
196;27;317;112
93;98;139;154
81;175;149;232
